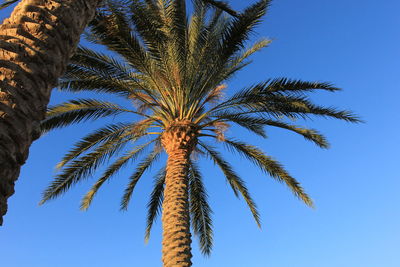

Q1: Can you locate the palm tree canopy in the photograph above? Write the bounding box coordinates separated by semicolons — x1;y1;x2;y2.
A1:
40;0;360;256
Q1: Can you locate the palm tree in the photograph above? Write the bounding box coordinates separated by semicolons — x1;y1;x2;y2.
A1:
39;0;360;266
0;0;234;226
0;0;104;225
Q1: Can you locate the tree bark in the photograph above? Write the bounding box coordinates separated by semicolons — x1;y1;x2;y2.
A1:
161;121;198;267
0;0;101;225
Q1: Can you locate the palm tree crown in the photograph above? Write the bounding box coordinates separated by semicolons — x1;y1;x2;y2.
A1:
40;0;360;262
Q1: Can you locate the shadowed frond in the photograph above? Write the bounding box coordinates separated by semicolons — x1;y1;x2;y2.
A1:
221;38;271;81
54;121;152;170
128;0;166;62
211;112;267;138
211;113;329;147
199;142;261;227
211;83;361;122
189;159;213;255
59;74;133;96
235;39;271;64
145;165;166;242
260;119;329;148
121;148;162;210
216;0;270;63
201;0;238;17
40;134;132;204
262;78;341;93
41;99;133;133
88;7;154;74
69;46;133;80
81;139;157;210
223;139;314;207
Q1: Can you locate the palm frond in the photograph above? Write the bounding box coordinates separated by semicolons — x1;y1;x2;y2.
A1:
54;122;150;169
69;46;132;80
211;84;361;122
260;119;329;148
199;142;261;227
185;9;230;102
223;139;314;207
211;112;329;147
88;7;153;74
60;70;160;110
187;1;206;54
216;0;270;63
120;148;162;210
189;159;213;255
201;0;238;17
222;39;271;81
81;140;156;210
211;112;267;138
41;99;133;132
145;165;166;242
167;0;187;59
263;78;341;93
40;134;132;204
129;0;166;61
59;73;133;97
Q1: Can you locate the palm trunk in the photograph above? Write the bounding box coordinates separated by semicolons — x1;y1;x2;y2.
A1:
0;0;101;225
161;121;198;267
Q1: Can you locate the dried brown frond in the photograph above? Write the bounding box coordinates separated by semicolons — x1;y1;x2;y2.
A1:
131;118;153;136
130;92;155;112
172;64;181;88
205;84;227;105
191;146;206;161
212;121;229;142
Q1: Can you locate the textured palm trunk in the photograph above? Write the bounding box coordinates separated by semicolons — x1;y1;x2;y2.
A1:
161;121;198;267
0;0;101;225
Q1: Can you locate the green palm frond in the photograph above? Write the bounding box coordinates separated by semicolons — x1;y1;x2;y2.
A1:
210;113;329;147
211;84;361;122
120;148;162;210
259;119;329;148
145;166;166;242
40;134;131;204
81;140;156;210
129;0;166;56
41;99;133;133
189;159;213;255
59;72;160;111
199;142;261;227
88;7;153;74
187;2;206;55
212;112;267;138
59;74;132;96
223;139;314;207
222;38;271;81
216;0;270;63
261;78;341;94
235;39;272;64
200;0;238;17
166;0;188;66
69;46;133;80
55;123;143;169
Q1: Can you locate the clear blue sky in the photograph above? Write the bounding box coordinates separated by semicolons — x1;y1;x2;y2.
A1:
1;1;400;266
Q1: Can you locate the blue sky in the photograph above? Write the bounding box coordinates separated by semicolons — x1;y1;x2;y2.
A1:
1;0;400;266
